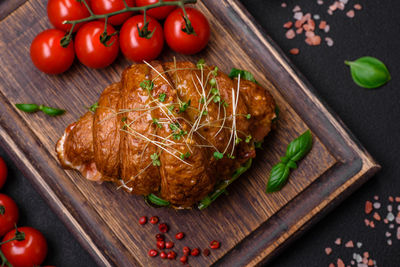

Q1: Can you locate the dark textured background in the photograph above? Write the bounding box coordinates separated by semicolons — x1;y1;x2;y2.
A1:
0;0;399;266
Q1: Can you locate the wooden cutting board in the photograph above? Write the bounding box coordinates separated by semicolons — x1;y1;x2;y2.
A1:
0;0;380;266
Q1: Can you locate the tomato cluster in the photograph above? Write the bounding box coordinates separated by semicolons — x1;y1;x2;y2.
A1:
31;0;210;74
0;157;49;267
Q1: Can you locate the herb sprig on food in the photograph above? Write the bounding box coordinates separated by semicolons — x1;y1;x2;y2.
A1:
266;130;313;193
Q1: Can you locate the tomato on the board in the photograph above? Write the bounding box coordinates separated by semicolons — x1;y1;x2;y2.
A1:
74;21;119;68
2;227;48;267
164;7;210;55
120;15;164;62
30;29;75;74
91;0;135;25
0;194;19;237
0;157;7;189
135;0;176;20
47;0;90;32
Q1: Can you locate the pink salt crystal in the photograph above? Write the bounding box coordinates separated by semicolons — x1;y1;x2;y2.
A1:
296;28;303;34
368;259;374;266
389;196;394;202
354;4;362;10
285;29;296;39
363;251;369;258
384;218;389;224
325;247;332;255
324;25;331;33
397;227;400;240
293;5;301;12
345;240;354;248
365;201;373;214
305;31;315;38
283;21;293;29
337;2;345;10
364;219;370;226
374;195;379;200
325;37;334;47
370;221;375;228
346;9;355;18
395;197;400;202
329;264;335;267
337;258;345;267
328;9;333;15
373;212;381;221
317;0;324;5
387;239;392;245
281;2;287;8
362;258;368;264
305;35;321;46
329;4;338;11
335;238;342;245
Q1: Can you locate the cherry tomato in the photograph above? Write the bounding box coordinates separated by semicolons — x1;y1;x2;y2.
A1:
47;0;90;32
135;0;176;20
0;194;19;237
2;227;48;267
74;21;119;68
164;7;210;55
91;0;135;25
120;15;164;62
30;29;75;74
0;157;7;189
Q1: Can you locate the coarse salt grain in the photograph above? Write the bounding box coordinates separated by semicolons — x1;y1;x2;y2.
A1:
281;2;287;8
389;223;394;229
395;197;400;202
370;221;375;228
365;201;373;214
345;240;354;248
373;202;381;209
388;205;393;212
357;242;362;248
368;259;374;266
373;212;381;221
296;28;303;34
313;14;320;20
324;25;331;33
351;260;355;265
335;238;342;245
397;227;400;239
317;0;324;5
283;21;293;29
325;37;334;47
363;252;369;258
374;196;379;200
346;9;355;18
340;0;348;4
285;29;296;39
396;216;400;224
305;31;315;38
362;258;368;264
364;219;370;226
294;12;304;20
293;5;301;12
385;231;391;237
389;196;394;202
328;9;333;15
387;212;395;221
384;218;389;224
337;258;345;267
387;239;392;245
325;247;332;255
329;264;334;267
289;48;300;55
354;4;362;10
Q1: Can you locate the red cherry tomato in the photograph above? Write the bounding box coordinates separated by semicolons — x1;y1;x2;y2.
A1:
47;0;90;32
91;0;135;25
0;157;7;189
0;194;19;237
30;29;75;74
164;7;210;55
74;21;119;68
135;0;176;20
120;15;164;62
2;227;48;267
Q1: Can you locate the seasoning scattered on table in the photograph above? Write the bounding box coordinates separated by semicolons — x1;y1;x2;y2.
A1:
280;0;363;54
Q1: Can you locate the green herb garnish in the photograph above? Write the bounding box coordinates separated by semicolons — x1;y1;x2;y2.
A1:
198;159;252;210
180;152;191;160
228;68;257;83
159;93;166;102
196;59;205;70
150;153;161;166
152;118;162;129
179;100;191;113
140;80;154;93
145;194;170;207
15;103;65;117
89;102;99;112
213;151;224;160
345;56;391;89
266;130;312;193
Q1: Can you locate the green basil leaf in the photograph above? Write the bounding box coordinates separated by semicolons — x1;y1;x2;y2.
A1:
266;162;290;193
345;56;391;89
228;68;257;83
285;130;312;162
15;103;39;113
198;159;252;210
146;194;170;207
39;105;66;116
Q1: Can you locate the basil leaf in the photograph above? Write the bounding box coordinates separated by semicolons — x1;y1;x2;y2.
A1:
266;162;290;193
39;105;66;116
345;56;391;89
198;159;252;210
15;103;39;113
228;68;257;83
285;130;312;162
146;194;170;207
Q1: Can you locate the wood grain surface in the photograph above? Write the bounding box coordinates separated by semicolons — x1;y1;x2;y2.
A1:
0;0;379;266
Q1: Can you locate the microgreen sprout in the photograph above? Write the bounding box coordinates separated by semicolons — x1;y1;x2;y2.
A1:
150;153;161;166
159;93;166;102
